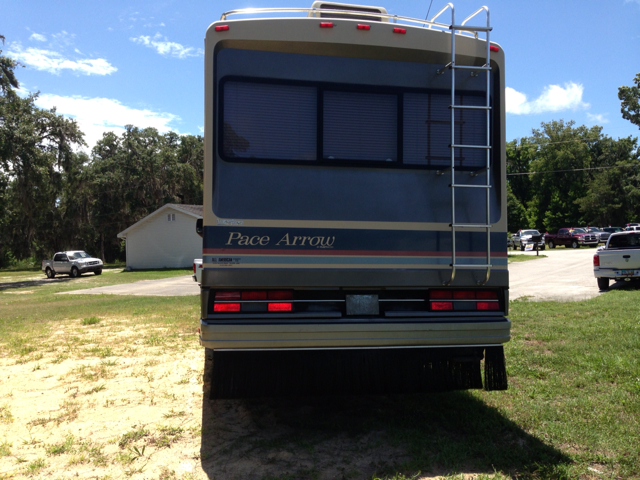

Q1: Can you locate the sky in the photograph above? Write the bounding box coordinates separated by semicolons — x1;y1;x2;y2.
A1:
2;0;640;150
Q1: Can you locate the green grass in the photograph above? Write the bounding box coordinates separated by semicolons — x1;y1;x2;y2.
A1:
508;254;547;263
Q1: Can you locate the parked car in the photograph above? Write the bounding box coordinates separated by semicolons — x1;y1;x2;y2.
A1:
42;251;103;278
545;228;599;249
599;226;624;243
581;226;604;243
193;259;203;285
511;229;545;251
593;231;640;290
507;234;514;250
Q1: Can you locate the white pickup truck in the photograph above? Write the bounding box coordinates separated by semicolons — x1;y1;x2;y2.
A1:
42;251;103;278
593;232;640;290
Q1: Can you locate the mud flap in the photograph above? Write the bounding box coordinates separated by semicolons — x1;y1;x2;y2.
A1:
484;346;508;391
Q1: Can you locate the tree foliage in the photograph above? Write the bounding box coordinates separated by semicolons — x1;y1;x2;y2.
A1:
619;72;640;129
507;120;640;233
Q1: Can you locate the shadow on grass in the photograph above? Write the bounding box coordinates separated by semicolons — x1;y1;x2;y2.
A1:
199;352;571;480
0;275;76;291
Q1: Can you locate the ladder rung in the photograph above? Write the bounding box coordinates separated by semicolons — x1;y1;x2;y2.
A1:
451;105;491;110
450;183;491;189
451;144;491;150
451;224;492;228
451;264;493;269
450;25;492;32
452;65;491;71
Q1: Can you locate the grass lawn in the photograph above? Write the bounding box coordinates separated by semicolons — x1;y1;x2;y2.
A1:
508;254;547;263
0;269;638;479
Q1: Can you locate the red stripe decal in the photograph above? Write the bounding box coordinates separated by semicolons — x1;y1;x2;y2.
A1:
203;248;507;257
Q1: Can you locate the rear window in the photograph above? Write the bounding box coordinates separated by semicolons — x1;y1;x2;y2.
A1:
220;79;488;170
608;234;640;248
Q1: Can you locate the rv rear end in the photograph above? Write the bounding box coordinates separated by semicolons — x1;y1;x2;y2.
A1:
201;3;509;398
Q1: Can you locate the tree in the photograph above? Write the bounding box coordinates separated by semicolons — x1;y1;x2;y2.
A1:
619;73;640;129
0;35;21;95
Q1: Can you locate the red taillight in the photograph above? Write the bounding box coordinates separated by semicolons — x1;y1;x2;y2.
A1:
593;255;600;267
477;302;500;311
477;291;498;299
268;290;293;300
490;45;499;52
431;301;453;311
215;25;229;32
215;291;241;300
453;290;475;299
357;24;370;30
393;28;406;34
241;291;267;300
214;303;240;312
430;290;450;299
193;263;196;273
320;22;334;28
268;302;292;312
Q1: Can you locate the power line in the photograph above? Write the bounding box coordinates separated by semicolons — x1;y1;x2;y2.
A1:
507;163;640;176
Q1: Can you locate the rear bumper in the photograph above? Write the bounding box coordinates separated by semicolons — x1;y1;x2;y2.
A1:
199;316;511;350
594;269;640;280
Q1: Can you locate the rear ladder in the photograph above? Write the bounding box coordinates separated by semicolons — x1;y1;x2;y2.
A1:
432;4;493;286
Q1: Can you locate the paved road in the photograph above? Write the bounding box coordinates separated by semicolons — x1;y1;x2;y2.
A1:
63;246;636;301
64;274;200;296
508;246;600;301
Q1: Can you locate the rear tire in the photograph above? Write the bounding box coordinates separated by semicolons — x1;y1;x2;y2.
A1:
70;266;80;278
548;240;555;249
520;244;525;251
512;244;517;251
571;240;579;249
597;277;609;290
95;269;102;275
46;268;55;279
540;245;545;251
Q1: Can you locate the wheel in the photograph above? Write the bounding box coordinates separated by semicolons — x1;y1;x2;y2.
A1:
597;277;609;290
512;243;517;251
548;240;555;249
571;240;579;249
540;245;545;251
95;269;102;275
70;266;80;278
520;244;525;251
46;268;55;279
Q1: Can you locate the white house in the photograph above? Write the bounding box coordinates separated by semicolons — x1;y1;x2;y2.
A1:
117;204;203;270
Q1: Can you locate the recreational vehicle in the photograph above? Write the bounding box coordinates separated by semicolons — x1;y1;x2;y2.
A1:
199;2;509;398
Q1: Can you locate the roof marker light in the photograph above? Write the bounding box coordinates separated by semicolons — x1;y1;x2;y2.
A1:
490;45;499;52
357;24;370;30
393;28;406;34
215;25;229;32
320;22;334;28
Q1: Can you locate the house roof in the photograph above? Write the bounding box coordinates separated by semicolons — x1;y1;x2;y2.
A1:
117;204;203;238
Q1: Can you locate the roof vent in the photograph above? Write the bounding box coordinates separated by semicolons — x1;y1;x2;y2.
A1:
309;1;388;22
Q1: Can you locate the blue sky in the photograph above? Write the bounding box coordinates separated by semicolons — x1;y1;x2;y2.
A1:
2;0;640;149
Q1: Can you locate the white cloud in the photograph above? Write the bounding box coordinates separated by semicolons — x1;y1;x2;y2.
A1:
506;82;589;115
29;33;47;42
587;113;609;124
8;44;117;76
130;33;202;58
33;94;180;149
